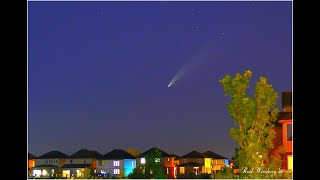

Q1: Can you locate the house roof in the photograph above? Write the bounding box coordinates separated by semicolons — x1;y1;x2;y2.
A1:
34;164;58;168
37;151;69;159
171;154;180;158
61;164;92;169
202;151;228;159
69;149;103;159
181;151;206;158
179;162;201;167
28;153;37;159
269;112;292;127
138;147;174;158
100;149;136;160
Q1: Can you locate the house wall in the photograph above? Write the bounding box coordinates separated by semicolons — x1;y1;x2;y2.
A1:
66;158;93;164
179;158;205;166
124;159;136;176
212;159;227;171
97;159;124;176
282;121;292;153
28;159;35;168
35;158;61;167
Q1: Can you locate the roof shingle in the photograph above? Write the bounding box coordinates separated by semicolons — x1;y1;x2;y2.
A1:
37;151;69;159
100;149;136;160
138;147;173;158
69;149;103;159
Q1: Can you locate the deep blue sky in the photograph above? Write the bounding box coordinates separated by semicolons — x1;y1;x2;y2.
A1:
28;1;292;159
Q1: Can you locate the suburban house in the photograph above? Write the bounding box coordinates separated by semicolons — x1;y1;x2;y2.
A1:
136;147;176;178
28;153;37;177
61;149;103;178
32;151;68;178
177;150;212;178
202;151;229;172
270;91;293;171
96;149;136;178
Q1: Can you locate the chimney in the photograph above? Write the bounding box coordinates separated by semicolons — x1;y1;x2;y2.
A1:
282;91;292;112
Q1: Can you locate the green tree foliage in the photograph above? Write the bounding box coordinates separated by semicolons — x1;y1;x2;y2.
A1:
145;149;166;179
81;168;92;179
219;70;282;178
127;167;147;179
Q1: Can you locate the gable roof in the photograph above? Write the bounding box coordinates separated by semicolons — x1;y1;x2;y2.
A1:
37;151;69;159
138;147;174;158
202;151;228;159
181;151;206;158
171;154;180;158
100;149;136;160
270;112;292;127
28;153;37;159
69;149;103;159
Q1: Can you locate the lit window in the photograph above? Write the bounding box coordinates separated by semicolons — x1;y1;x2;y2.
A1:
132;161;134;166
180;167;185;174
113;161;120;166
287;124;292;141
155;158;160;162
141;158;146;164
150;169;153;174
287;155;293;171
42;170;47;176
167;158;170;161
98;160;104;166
101;170;106;174
194;167;199;175
167;167;169;174
114;169;120;174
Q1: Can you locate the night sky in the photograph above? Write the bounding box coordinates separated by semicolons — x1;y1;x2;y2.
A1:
28;1;292;159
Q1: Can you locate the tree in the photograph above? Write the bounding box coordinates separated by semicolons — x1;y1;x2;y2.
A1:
145;149;166;179
127;167;147;179
81;168;92;179
219;70;282;178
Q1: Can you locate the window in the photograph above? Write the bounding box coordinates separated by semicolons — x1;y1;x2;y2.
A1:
180;167;185;174
214;160;218;165
98;160;105;166
167;158;170;161
287;155;293;171
70;160;73;164
166;168;169;174
155;158;160;162
182;159;187;163
197;159;202;163
287;124;292;141
194;167;199;175
132;161;134;166
141;158;146;164
114;169;120;174
84;160;86;163
150;169;153;174
113;161;120;166
101;170;106;174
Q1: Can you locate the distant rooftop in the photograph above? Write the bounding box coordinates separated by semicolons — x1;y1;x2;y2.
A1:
138;147;174;158
69;149;103;159
100;149;136;160
37;151;69;159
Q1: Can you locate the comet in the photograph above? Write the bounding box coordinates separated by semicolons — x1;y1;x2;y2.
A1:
167;45;211;88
